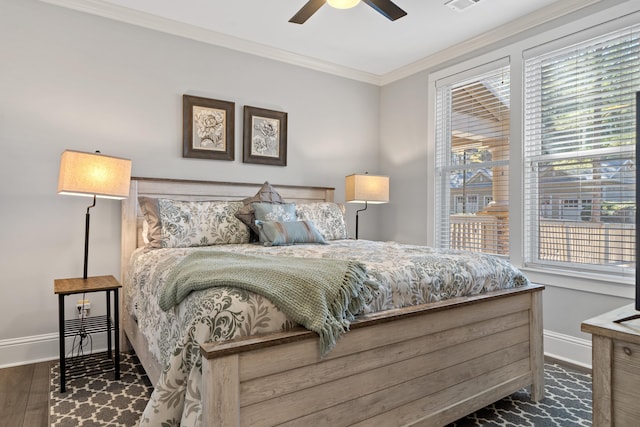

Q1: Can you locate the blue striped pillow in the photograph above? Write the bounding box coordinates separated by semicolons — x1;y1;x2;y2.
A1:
254;220;327;246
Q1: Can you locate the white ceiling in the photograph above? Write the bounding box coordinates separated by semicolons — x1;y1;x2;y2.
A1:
42;0;602;84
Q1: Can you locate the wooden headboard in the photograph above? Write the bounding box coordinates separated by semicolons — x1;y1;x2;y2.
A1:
120;177;336;283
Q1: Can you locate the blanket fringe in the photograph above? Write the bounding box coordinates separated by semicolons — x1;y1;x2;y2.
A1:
319;262;378;357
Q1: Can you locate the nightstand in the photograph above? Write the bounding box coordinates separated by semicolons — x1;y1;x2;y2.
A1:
54;275;121;392
582;305;640;426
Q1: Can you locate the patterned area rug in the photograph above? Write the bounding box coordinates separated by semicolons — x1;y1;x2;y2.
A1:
49;352;152;427
450;363;592;426
49;356;590;427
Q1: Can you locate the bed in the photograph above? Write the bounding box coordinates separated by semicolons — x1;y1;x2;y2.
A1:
120;177;544;427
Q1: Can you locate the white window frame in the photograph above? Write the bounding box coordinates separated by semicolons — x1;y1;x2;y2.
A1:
426;9;639;299
432;57;511;256
523;21;639;279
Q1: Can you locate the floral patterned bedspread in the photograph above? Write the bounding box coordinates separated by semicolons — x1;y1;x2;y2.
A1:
130;240;529;426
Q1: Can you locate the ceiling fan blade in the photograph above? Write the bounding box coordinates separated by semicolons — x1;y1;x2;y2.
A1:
289;0;326;24
362;0;407;21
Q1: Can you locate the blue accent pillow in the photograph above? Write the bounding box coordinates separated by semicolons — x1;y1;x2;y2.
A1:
254;220;327;246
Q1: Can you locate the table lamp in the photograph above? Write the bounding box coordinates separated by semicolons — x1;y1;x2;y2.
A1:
57;150;131;279
345;173;389;239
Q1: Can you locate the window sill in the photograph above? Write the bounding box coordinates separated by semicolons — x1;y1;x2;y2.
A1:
520;266;634;299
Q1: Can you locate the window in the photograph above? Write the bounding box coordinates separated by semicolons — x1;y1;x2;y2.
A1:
454;195;465;214
467;195;479;213
524;24;640;276
435;62;510;257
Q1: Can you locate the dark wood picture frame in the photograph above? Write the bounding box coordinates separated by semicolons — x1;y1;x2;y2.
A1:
243;106;287;166
183;95;235;160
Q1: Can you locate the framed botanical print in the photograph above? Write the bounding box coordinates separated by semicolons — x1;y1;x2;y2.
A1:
183;95;235;160
243;106;287;166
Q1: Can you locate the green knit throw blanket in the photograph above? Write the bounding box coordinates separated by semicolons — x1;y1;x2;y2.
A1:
159;251;378;356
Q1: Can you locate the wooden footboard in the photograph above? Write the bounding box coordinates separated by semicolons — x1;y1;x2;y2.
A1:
200;284;544;426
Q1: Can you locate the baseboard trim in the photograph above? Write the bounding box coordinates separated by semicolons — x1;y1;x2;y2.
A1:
543;329;592;370
1;328;594;370
0;332;110;369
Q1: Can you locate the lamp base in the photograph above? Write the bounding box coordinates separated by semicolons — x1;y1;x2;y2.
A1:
83;195;96;280
355;201;369;240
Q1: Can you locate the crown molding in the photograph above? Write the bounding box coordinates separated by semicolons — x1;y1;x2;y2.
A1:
40;0;383;85
40;0;611;87
380;0;606;85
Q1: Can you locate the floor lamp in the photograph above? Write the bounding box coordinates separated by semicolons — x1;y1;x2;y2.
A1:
345;173;389;239
57;150;132;279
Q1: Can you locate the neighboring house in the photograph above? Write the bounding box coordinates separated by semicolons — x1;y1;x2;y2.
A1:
450;159;636;222
450;168;494;214
538;159;635;222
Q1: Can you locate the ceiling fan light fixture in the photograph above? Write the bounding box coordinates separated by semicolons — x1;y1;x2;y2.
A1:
289;0;404;24
327;0;360;9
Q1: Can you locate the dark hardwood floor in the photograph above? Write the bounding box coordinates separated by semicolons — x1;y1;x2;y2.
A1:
0;361;51;427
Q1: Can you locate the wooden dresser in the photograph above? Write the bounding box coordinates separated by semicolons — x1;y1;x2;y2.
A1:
581;304;640;427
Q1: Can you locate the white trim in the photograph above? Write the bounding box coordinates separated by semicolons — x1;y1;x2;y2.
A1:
523;268;634;299
0;332;110;369
39;0;608;86
434;56;510;87
379;0;608;85
544;329;592;370
2;328;594;373
0;333;58;368
523;9;640;59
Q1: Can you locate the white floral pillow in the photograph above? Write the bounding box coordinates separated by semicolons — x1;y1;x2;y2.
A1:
295;202;349;240
158;199;250;248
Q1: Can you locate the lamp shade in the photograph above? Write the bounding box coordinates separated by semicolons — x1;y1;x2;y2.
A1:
58;150;132;199
345;174;389;204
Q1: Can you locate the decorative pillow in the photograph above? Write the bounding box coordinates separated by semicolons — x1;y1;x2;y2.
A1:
138;196;162;248
141;218;150;245
235;182;285;239
255;220;327;246
252;202;297;223
156;199;250;248
295;202;349;240
158;199;249;248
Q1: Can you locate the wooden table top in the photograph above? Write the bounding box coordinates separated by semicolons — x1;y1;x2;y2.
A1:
54;275;121;295
581;304;640;344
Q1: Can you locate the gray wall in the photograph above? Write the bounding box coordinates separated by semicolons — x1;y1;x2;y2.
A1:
0;0;381;365
379;72;430;245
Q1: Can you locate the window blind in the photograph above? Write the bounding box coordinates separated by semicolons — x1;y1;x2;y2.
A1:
435;64;510;257
523;23;640;275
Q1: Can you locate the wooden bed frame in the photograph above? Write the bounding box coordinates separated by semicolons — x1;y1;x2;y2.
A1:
121;177;544;426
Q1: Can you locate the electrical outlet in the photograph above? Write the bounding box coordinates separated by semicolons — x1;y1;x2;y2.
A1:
76;299;91;318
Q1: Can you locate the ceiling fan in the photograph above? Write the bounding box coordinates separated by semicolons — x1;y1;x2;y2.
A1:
289;0;407;24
